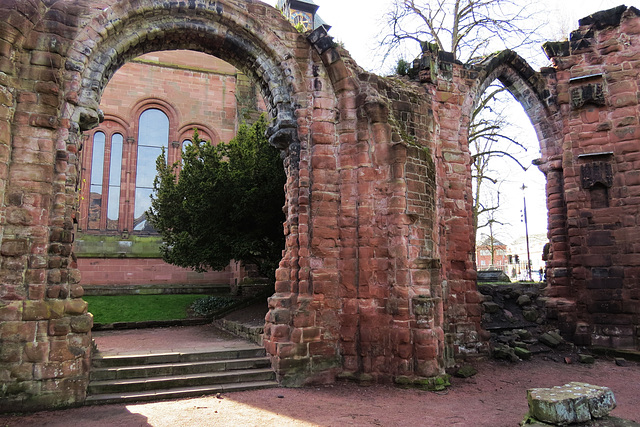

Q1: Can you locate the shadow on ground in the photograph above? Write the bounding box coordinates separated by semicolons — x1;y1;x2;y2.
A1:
0;357;638;427
0;405;152;427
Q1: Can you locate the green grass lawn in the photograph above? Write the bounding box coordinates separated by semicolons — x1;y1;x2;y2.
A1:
84;294;208;324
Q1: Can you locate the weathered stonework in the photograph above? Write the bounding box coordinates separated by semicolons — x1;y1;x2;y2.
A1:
0;0;639;412
539;6;640;349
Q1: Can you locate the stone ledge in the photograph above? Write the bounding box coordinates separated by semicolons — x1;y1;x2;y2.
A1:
215;318;263;345
590;347;640;363
93;318;211;331
82;283;231;296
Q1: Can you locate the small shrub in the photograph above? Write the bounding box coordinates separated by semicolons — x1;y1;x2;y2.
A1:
396;58;410;76
191;296;237;317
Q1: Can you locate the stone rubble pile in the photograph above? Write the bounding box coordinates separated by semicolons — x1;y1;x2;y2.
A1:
479;283;593;363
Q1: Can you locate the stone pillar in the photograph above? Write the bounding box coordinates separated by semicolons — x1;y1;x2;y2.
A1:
0;3;93;410
543;5;640;350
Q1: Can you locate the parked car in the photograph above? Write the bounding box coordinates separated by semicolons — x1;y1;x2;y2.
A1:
477;269;511;283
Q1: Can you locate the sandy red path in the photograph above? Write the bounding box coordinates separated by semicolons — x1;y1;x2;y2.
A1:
1;357;638;427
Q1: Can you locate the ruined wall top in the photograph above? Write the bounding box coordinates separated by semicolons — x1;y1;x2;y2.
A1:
543;5;640;64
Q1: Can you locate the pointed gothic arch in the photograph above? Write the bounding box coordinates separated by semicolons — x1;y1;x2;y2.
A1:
465;50;569;300
469;50;562;159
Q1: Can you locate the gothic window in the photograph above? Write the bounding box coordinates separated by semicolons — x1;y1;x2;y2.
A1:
86;130;127;231
107;133;123;230
178;125;213;164
181;139;192;161
88;131;106;230
134;108;170;232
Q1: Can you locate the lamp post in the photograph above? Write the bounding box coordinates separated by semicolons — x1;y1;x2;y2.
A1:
521;184;532;281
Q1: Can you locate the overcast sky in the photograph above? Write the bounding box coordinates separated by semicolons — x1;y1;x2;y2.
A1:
263;0;623;245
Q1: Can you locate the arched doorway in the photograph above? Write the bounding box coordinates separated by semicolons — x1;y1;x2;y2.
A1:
66;0;325;395
470;50;566;290
0;0;347;410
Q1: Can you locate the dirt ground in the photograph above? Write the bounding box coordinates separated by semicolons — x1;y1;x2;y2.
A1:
1;356;638;427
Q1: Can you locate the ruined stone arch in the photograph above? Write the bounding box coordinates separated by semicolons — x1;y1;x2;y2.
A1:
59;0;332;365
66;0;306;152
462;49;569;308
468;50;561;160
58;0;320;283
5;0;637;413
0;0;347;410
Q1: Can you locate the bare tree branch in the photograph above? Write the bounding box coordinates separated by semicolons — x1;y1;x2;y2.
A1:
380;0;543;64
380;0;541;253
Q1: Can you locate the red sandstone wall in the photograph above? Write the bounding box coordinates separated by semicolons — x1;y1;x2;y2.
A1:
0;1;310;410
75;50;264;288
77;258;233;286
100;50;239;144
543;6;640;349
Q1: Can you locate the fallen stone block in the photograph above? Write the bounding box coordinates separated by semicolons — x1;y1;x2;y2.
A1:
454;365;477;378
526;382;616;425
539;332;562;348
548;331;564;343
517;295;532;306
517;329;533;340
493;343;519;362
579;354;595;364
614;358;629;367
524;308;540;322
482;301;501;314
514;347;532;360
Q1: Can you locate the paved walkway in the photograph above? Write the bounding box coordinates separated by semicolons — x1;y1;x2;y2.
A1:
2;321;639;426
1;356;639;426
92;323;259;356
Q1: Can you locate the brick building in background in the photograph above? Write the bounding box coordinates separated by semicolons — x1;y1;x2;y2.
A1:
74;50;267;292
475;237;508;271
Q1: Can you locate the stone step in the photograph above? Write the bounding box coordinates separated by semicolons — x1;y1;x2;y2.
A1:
88;368;276;395
92;346;266;368
90;357;272;381
85;380;279;405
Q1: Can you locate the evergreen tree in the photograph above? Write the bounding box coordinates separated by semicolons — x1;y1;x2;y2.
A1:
147;115;286;283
